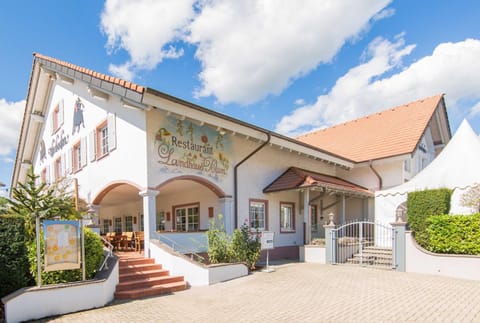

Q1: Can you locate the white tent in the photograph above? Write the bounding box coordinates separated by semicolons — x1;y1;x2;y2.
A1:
375;119;480;224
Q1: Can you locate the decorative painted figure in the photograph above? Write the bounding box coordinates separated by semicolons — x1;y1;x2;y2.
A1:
72;97;85;135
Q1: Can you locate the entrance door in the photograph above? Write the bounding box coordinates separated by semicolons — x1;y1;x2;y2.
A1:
175;204;199;232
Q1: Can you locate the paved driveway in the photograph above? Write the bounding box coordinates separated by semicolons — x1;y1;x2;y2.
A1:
39;263;480;322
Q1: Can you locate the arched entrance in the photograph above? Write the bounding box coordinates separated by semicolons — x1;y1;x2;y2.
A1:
154;176;230;233
92;181;143;235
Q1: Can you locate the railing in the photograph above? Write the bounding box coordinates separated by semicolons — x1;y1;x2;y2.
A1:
330;220;394;267
157;233;206;263
98;235;114;271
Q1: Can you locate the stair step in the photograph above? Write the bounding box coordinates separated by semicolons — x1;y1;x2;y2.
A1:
119;257;155;266
119;263;163;274
119;268;170;281
116;274;184;291
114;281;187;299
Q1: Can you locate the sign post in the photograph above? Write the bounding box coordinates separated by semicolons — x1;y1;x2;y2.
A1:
261;231;275;273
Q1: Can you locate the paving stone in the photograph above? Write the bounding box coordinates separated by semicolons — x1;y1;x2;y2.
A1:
34;263;480;323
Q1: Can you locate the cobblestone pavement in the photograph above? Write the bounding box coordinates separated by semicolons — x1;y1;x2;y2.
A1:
39;263;480;323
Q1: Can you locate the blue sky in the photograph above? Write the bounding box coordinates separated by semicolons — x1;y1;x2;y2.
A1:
1;0;480;194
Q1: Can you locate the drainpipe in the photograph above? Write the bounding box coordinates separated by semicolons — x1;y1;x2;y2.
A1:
234;132;271;229
369;161;383;190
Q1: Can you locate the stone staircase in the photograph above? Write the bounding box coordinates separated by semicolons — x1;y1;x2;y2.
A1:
346;246;393;269
115;254;187;299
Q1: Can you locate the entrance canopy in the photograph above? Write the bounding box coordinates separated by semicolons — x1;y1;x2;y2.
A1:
263;167;373;198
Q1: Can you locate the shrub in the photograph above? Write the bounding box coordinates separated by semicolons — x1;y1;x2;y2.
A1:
407;188;452;247
207;219;261;270
231;224;261;270
425;213;480;255
0;215;33;298
207;215;232;264
28;228;104;284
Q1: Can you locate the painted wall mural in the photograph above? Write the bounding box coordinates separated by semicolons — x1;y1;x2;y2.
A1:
155;116;231;181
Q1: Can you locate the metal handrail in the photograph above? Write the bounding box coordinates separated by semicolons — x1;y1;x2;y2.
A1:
99;235;114;271
157;233;206;263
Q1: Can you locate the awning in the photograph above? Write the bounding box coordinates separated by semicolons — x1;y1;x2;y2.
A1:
263;167;373;198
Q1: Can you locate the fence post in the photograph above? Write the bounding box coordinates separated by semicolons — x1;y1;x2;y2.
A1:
324;218;336;265
391;217;407;271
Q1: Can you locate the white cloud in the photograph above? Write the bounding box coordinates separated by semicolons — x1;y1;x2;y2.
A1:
275;37;480;136
0;99;25;157
188;0;391;104
294;99;306;106
468;101;480;118
372;7;395;21
100;0;391;103
100;0;195;79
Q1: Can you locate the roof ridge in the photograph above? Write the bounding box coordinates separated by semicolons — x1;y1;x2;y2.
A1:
297;94;444;139
33;52;145;94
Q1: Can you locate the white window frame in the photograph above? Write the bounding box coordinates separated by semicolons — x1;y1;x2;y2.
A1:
174;204;200;232
249;199;268;231
280;202;295;233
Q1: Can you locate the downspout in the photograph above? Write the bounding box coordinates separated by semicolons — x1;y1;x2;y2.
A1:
369;160;383;190
234;132;271;229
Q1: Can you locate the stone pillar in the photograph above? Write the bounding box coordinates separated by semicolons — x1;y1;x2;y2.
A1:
303;188;311;244
324;215;336;265
219;196;233;234
139;189;160;258
391;217;407;271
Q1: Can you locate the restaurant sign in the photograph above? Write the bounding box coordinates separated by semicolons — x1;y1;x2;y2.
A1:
43;220;81;272
155;116;231;180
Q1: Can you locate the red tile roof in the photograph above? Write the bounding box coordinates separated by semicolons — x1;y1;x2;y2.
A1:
33;53;144;93
296;94;444;163
263;167;373;196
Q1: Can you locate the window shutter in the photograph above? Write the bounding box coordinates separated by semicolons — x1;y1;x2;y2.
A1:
107;113;116;152
81;137;87;167
89;130;96;162
61;153;66;177
66;148;72;174
58;99;64;127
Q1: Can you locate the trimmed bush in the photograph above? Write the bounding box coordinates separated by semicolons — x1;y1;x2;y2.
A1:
0;215;32;298
407;188;452;247
425;213;480;255
207;218;261;270
28;228;104;284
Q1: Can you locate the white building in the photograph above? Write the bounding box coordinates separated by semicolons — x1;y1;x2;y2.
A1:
12;54;451;260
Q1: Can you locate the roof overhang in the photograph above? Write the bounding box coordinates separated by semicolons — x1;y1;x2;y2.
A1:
143;88;354;169
263;167;373;198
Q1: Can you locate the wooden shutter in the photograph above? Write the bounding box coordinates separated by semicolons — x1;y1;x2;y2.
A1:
89;130;96;162
61;153;66;177
107;113;116;152
58;99;64;127
81;136;88;167
66;148;72;174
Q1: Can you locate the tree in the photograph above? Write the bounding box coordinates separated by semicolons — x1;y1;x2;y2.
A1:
460;184;480;213
8;167;80;242
0;196;9;215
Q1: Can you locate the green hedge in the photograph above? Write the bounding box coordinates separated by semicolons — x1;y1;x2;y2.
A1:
28;228;104;284
0;216;32;298
407;188;452;247
425;214;480;254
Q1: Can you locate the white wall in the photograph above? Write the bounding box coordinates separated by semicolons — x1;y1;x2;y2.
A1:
406;231;480;281
3;262;118;323
33;79;148;205
150;240;248;286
